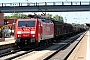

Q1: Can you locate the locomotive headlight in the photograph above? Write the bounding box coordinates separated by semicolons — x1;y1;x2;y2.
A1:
31;31;35;34
17;31;21;34
31;35;35;37
18;35;21;37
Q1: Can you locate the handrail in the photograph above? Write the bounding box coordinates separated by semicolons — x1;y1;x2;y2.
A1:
0;1;90;7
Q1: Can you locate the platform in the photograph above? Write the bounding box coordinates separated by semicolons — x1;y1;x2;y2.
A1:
68;30;90;60
0;37;15;45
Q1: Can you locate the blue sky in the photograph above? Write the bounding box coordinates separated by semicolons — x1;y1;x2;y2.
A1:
1;0;90;24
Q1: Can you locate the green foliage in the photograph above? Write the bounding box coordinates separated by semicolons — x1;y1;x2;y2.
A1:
4;16;11;19
4;13;64;22
72;23;76;26
72;23;85;28
4;13;28;19
79;24;84;28
46;14;64;22
46;14;52;18
53;15;64;22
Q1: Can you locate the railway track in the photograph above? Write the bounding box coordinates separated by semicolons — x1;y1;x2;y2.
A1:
44;32;86;60
0;32;86;60
0;42;53;60
0;43;15;50
0;43;15;55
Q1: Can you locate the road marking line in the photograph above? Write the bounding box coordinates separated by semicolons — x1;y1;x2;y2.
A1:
86;31;90;60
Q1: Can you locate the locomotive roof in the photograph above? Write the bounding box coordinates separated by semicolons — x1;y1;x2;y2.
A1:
20;14;74;27
28;14;50;19
17;18;37;21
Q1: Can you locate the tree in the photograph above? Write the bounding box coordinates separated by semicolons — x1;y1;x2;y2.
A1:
53;15;64;22
4;16;11;19
72;23;76;26
4;13;28;19
72;23;85;28
46;14;52;18
79;24;84;28
4;13;64;22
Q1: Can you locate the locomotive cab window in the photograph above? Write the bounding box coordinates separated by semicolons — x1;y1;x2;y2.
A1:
18;21;35;27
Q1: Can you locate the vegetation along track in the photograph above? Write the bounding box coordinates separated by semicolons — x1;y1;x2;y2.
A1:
0;32;86;60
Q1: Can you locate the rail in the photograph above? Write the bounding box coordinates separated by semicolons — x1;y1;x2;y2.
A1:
0;1;90;7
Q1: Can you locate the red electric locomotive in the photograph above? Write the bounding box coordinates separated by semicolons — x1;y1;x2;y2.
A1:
14;14;86;47
14;15;54;46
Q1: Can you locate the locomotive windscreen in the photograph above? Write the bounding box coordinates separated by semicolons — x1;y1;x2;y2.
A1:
18;21;35;27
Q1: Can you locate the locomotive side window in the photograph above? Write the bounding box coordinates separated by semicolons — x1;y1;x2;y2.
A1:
48;20;53;24
41;19;46;22
18;21;35;27
41;19;53;24
44;19;50;23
